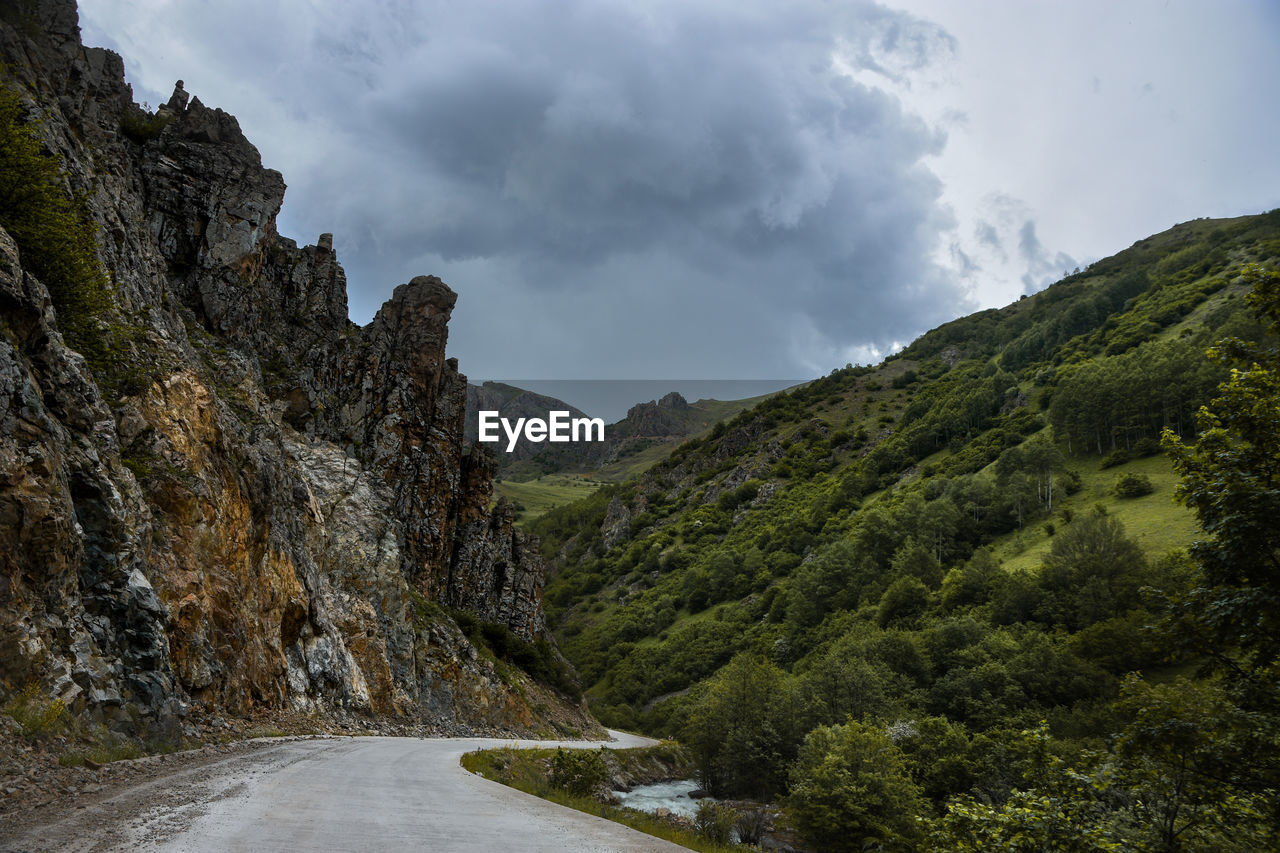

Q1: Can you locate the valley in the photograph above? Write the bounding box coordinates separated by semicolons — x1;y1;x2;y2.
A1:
2;0;1278;850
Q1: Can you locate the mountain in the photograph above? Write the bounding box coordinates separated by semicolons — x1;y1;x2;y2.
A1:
529;211;1280;830
463;381;593;464
468;381;779;484
0;0;592;741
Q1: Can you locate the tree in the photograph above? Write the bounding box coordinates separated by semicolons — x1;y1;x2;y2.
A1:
1163;266;1280;672
798;635;891;727
1113;676;1273;852
682;653;799;798
878;576;931;628
1036;508;1146;630
925;724;1125;853
789;720;926;852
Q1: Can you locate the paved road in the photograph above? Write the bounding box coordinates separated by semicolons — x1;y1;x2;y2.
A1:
7;731;690;852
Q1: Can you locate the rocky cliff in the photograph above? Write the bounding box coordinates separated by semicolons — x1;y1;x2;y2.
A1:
0;0;590;737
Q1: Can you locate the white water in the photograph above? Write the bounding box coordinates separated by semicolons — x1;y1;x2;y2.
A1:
613;779;704;818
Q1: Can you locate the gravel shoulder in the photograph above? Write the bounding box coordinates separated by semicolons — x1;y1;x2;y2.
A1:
1;730;688;852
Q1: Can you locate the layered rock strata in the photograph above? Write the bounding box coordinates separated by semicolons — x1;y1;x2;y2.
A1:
0;0;572;734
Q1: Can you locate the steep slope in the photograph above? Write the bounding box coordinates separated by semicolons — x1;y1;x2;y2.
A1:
0;0;590;738
533;210;1280;733
479;386;776;483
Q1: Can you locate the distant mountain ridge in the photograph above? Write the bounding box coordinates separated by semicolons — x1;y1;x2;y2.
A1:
464;381;594;463
465;382;776;483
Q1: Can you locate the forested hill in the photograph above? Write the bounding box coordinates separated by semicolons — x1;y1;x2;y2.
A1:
532;210;1280;849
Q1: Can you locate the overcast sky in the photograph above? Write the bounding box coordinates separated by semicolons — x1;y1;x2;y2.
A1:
80;0;1280;381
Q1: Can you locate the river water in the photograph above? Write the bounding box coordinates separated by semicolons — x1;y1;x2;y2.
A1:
613;779;703;818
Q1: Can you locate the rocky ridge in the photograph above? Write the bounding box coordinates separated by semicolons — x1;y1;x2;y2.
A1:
0;0;591;740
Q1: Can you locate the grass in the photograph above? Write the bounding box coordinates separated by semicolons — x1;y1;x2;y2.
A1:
462;744;737;852
495;474;604;524
996;452;1197;573
4;683;183;766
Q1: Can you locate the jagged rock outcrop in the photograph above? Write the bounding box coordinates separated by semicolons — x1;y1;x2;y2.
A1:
463;381;591;463
0;0;587;736
622;392;691;437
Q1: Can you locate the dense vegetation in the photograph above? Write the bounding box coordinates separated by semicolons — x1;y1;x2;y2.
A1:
533;213;1280;850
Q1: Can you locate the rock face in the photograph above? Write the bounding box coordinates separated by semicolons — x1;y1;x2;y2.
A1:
464;382;591;464
0;1;583;735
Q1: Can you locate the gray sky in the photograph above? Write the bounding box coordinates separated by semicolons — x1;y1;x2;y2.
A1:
80;0;1280;380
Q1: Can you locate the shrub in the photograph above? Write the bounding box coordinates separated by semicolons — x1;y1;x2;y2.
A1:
549;747;608;796
693;800;735;844
0;84;154;396
0;85;109;354
788;720;926;851
1100;448;1131;469
1113;472;1154;498
4;684;68;739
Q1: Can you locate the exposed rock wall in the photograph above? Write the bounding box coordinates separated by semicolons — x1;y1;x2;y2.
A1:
0;0;577;735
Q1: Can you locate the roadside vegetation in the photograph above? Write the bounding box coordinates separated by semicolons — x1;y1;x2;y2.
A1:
3;683;180;767
532;214;1280;850
461;742;746;852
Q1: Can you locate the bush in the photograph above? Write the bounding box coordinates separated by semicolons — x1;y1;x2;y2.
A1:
4;684;68;739
1100;448;1131;469
549;747;608;796
1113;472;1154;498
877;576;930;628
0;84;154;397
693;800;735;844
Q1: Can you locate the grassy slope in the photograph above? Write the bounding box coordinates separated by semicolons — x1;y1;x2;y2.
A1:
532;211;1280;727
495;394;786;523
495;474;605;525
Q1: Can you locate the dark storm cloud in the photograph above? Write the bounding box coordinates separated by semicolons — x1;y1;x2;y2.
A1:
82;0;967;377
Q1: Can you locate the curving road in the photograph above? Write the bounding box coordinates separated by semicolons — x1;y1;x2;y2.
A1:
5;731;690;852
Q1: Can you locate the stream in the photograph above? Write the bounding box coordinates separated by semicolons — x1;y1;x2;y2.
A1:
613;779;704;818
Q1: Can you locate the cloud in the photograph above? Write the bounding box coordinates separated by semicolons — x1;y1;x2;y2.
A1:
81;0;970;378
1017;220;1077;295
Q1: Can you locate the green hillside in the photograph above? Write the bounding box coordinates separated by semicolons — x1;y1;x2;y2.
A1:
532;211;1280;849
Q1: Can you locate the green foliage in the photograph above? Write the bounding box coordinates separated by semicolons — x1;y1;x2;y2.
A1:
1113;472;1154;498
0;86;108;353
692;800;736;844
4;683;68;739
1051;336;1226;456
788;719;926;852
0;84;158;396
453;611;582;699
549;747;608;796
530;214;1280;850
682;653;799;798
1034;509;1147;630
1113;676;1276;851
1164;266;1280;672
877;576;930;628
